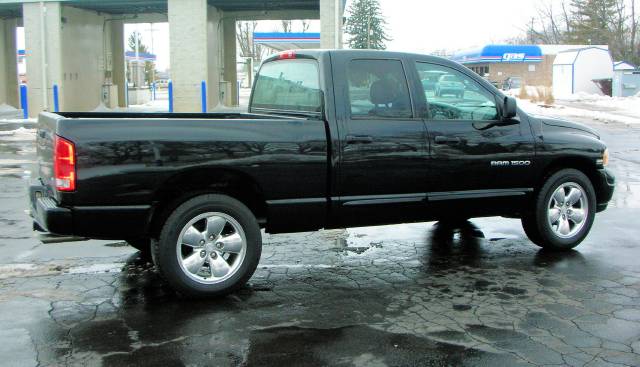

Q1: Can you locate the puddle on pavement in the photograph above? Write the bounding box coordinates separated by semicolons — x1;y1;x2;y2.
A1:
610;182;640;209
238;325;525;367
341;219;523;254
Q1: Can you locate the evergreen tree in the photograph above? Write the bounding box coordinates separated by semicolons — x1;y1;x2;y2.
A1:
345;0;391;50
569;0;618;45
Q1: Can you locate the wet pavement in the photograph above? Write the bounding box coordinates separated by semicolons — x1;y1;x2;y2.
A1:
0;117;639;366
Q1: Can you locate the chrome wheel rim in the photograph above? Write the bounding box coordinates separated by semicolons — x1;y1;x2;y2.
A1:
176;212;247;284
547;182;588;239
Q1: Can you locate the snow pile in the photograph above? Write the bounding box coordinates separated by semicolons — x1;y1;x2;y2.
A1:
0;264;42;280
0;104;19;113
91;102;113;112
0;104;23;119
0;127;36;141
67;263;124;274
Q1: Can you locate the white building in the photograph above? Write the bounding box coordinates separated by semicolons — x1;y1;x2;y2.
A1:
553;47;614;97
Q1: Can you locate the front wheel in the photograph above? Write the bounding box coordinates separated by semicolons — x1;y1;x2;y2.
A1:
152;194;262;297
522;169;596;251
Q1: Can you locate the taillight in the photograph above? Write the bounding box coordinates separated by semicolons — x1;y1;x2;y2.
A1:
54;135;76;191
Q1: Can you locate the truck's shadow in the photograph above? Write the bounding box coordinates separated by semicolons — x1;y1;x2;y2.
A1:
424;219;586;271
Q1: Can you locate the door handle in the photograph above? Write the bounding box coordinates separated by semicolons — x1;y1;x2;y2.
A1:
434;136;461;144
345;135;374;144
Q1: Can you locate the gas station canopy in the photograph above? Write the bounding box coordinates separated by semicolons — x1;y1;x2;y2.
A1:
253;32;320;51
0;0;324;17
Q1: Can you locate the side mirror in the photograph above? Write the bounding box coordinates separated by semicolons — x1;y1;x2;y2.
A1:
502;96;517;120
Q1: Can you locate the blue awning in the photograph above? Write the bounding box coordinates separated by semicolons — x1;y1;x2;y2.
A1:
452;45;543;64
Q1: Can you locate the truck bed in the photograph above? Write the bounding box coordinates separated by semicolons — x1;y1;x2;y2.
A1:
35;111;329;237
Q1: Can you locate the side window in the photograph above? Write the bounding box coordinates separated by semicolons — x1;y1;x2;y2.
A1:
347;59;412;119
415;62;499;121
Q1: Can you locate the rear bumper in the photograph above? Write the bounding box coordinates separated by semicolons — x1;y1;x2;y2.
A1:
594;168;615;212
30;183;153;240
30;185;73;235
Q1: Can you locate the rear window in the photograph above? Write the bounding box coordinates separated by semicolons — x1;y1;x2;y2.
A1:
251;59;321;113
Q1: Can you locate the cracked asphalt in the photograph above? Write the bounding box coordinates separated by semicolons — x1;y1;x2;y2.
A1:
0;117;639;367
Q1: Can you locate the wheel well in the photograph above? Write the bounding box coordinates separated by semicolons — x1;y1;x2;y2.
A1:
538;157;603;201
146;168;266;238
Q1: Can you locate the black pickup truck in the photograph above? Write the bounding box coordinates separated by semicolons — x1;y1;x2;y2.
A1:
31;50;615;297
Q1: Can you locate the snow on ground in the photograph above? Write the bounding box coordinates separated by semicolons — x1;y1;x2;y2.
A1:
0;104;19;113
0;127;36;141
0;104;24;119
515;92;640;126
561;92;640;115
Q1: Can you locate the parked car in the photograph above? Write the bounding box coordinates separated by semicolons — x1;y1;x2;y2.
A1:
31;50;615;297
502;76;522;91
434;74;466;98
419;70;447;91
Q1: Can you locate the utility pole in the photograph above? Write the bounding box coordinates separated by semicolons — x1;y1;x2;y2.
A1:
134;24;140;103
530;17;535;44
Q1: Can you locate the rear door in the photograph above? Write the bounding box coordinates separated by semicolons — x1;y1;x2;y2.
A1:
331;55;429;227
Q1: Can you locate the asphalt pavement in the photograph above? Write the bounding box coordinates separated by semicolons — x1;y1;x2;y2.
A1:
0;117;639;366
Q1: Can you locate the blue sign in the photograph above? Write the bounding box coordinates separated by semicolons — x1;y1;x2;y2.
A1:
452;45;543;64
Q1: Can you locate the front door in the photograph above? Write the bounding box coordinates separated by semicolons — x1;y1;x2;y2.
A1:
413;61;536;204
332;57;429;227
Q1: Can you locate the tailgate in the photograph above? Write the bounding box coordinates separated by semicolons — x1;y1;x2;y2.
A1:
35;112;63;197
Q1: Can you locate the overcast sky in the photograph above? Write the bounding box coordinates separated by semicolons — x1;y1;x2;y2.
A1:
379;0;541;53
17;0;549;71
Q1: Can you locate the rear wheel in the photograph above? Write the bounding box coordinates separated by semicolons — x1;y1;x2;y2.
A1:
521;169;596;251
152;194;262;297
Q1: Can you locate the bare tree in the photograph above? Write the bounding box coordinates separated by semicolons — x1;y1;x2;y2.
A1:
561;1;573;34
300;20;310;32
531;1;571;43
632;0;638;61
281;20;292;33
236;21;266;63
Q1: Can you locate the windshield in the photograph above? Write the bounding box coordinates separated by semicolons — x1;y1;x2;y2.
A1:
251;59;321;114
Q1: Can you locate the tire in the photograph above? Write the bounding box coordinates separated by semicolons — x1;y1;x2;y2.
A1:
152;194;262;298
521;169;596;251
